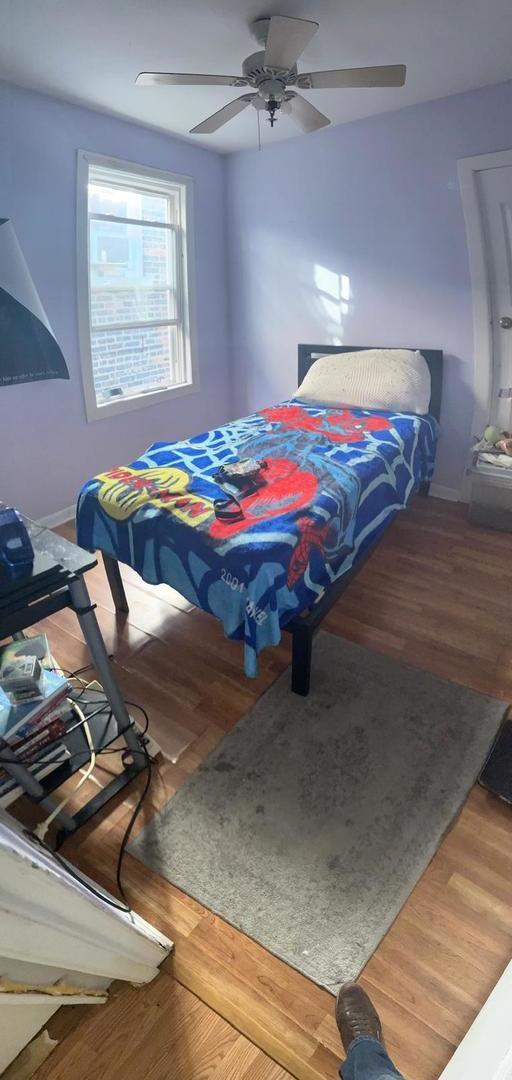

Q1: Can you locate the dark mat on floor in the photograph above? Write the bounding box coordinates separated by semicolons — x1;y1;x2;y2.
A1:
130;632;504;993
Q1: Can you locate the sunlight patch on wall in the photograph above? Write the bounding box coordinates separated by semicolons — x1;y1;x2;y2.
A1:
313;265;352;343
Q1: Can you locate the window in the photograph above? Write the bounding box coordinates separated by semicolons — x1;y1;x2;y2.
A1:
77;152;197;421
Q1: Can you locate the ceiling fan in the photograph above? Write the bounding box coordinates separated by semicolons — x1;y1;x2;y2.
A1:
136;15;406;135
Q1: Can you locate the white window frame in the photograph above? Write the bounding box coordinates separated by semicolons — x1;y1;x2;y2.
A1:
77;150;198;422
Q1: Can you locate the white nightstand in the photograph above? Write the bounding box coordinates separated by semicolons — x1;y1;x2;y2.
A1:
469;464;512;529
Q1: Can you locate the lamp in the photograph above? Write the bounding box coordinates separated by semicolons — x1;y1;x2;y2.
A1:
0;218;69;387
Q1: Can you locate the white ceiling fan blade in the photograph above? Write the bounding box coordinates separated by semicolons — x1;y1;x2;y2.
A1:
297;64;406;90
190;94;256;134
283;93;330;133
136;72;247;87
264;16;319;71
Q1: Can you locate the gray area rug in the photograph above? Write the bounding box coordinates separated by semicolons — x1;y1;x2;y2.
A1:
130;633;504;992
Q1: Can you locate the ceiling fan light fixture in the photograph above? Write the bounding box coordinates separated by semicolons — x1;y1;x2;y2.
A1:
136;15;407;138
259;77;286;103
265;97;281;127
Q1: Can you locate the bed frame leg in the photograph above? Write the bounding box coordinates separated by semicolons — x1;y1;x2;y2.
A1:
291;622;313;696
419;481;431;496
102;554;129;614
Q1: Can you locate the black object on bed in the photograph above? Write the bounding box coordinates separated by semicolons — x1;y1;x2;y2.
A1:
100;343;445;699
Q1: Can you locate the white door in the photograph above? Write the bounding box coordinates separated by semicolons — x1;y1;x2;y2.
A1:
440;961;512;1080
0;811;172;1071
476;165;512;430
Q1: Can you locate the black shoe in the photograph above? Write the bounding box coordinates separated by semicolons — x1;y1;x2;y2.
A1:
335;983;383;1055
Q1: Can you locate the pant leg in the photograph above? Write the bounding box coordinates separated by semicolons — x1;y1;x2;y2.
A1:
340;1036;405;1080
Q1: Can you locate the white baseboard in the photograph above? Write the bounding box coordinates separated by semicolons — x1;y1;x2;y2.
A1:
38;505;75;528
429;483;462;502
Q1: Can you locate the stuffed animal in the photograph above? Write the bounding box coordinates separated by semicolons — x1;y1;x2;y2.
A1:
479;425;512;456
484;425;501;445
496;436;512;456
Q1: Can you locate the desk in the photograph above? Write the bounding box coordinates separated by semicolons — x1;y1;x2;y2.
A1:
0;518;147;846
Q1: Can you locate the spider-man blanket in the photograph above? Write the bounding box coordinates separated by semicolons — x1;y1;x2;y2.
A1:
76;401;438;675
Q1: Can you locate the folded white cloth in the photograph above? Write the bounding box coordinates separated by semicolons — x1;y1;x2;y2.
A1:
478;452;512;469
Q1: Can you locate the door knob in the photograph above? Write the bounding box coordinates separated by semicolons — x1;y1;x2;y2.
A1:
499;316;512;329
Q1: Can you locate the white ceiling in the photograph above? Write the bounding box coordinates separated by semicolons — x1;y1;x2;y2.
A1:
2;0;512;153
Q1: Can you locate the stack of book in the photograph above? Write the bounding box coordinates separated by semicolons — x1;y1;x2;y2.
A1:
0;634;70;798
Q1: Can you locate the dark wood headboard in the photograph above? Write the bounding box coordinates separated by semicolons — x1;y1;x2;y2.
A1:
297;345;444;422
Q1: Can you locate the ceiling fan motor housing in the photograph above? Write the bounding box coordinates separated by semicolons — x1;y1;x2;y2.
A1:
242;51;297;103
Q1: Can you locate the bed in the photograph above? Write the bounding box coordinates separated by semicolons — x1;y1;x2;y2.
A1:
76;344;443;695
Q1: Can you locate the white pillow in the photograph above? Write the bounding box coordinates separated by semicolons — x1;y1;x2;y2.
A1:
295;348;431;415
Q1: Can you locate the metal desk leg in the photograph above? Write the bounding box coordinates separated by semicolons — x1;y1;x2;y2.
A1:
68;576;146;770
0;738;77;832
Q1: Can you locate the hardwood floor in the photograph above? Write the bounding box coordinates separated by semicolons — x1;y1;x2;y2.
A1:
26;497;512;1080
37;976;292;1080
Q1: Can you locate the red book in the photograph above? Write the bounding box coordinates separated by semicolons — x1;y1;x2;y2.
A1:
15;716;67;757
6;680;69;746
0;716;67;782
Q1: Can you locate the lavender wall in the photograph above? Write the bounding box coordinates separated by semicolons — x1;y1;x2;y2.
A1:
226;80;512;494
0;82;231;519
3;79;512;515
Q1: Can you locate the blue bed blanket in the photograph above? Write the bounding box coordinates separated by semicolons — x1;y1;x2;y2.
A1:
76;401;438;675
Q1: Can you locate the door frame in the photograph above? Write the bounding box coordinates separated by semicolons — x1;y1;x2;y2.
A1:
440;959;512;1079
458;148;512;440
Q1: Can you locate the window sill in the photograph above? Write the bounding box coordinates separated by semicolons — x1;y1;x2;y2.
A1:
84;378;200;423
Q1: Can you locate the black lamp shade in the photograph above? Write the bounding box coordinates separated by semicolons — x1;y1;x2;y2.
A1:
0;218;69;387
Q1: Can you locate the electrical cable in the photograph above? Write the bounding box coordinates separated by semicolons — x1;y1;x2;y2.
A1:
0;743;125;770
0;702;149;771
2;660;153;912
33;701;97;841
27;831;134;913
115;740;152;909
33;659;103;838
64;703;112;737
26;731;152;913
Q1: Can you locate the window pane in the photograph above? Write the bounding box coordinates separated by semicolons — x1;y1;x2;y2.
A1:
89;218;177;327
89;182;170;223
89;219;175;288
91;287;176;328
91;324;182;405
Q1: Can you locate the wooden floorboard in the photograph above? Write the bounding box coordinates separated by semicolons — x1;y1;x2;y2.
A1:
22;497;512;1079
